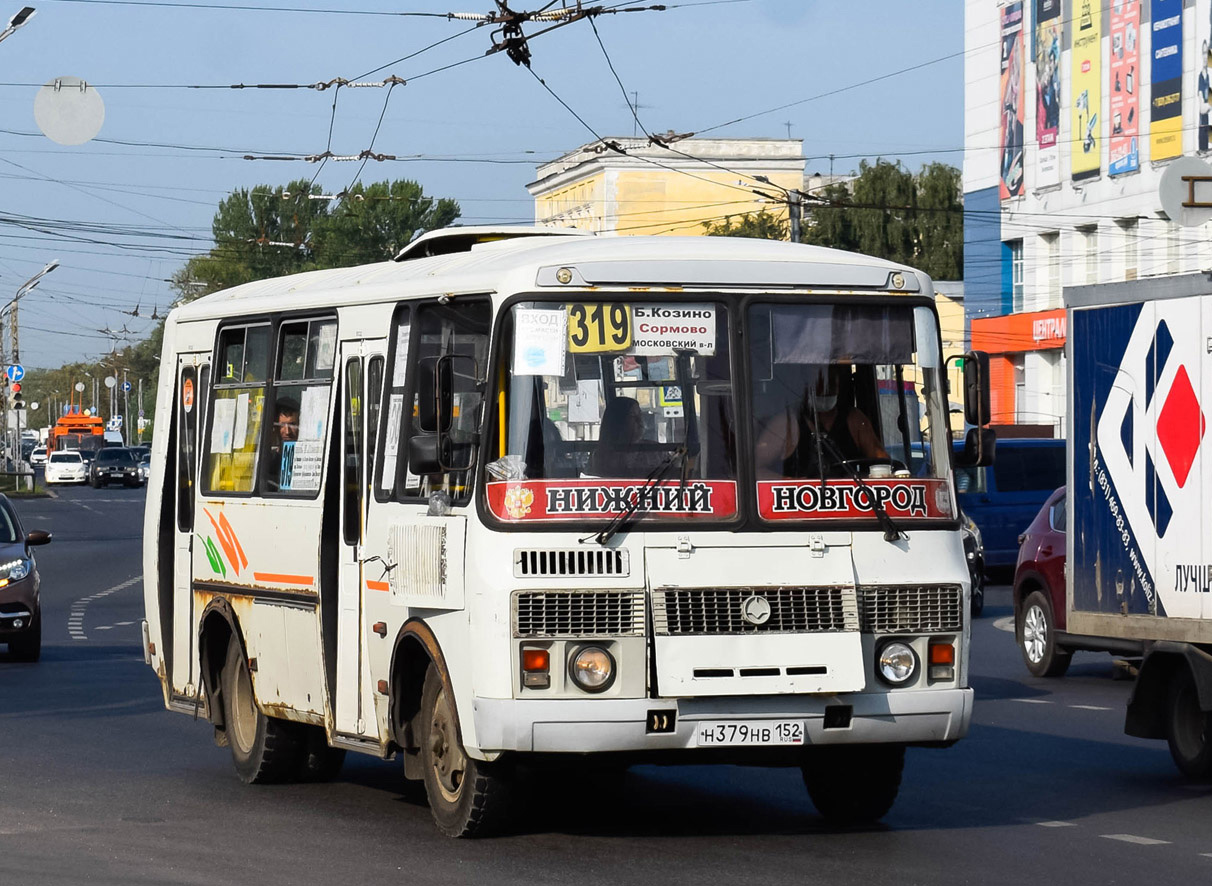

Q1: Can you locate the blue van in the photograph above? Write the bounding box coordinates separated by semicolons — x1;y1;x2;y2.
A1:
952;438;1066;571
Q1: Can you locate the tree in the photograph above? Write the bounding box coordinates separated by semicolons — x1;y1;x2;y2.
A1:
313;179;460;267
804;160;963;280
702;209;789;241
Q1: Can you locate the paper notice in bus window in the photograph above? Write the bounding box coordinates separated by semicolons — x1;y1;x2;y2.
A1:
314;323;336;373
233;392;250;449
568;378;602;424
283;440;323;491
298;386;327;442
391;325;411;388
514;308;567;376
630;304;715;356
210;398;236;454
381;393;403;485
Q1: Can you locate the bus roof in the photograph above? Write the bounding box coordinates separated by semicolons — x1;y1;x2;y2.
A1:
171;233;927;324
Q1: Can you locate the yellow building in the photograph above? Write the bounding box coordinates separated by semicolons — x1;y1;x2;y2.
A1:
527;137;805;236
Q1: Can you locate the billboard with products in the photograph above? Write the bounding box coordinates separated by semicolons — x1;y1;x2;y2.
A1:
1109;0;1139;175
1035;0;1061;187
1000;2;1025;199
1151;0;1183;161
1071;0;1101;180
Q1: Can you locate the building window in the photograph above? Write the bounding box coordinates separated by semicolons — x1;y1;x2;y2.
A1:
1079;225;1098;285
1009;239;1024;312
1041;232;1060;308
1120;219;1138;281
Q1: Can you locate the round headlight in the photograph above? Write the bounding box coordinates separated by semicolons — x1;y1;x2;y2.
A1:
569;646;615;693
877;641;918;685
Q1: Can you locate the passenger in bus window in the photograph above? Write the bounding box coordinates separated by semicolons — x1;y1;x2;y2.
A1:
588;397;664;478
266;397;299;491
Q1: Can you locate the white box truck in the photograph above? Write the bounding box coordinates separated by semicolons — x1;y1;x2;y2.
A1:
1067;273;1212;777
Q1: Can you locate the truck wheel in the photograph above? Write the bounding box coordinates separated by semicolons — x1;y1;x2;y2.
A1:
420;666;512;837
1019;590;1071;677
1166;667;1212;780
802;744;904;824
8;609;41;662
222;641;305;784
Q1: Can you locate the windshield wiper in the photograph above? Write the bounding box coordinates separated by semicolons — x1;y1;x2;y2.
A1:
586;446;687;547
808;429;906;543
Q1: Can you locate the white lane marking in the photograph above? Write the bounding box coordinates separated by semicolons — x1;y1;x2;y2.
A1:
1037;821;1076;828
993;615;1015;633
1101;834;1171;846
1070;704;1113;711
68;575;141;641
1010;698;1053;704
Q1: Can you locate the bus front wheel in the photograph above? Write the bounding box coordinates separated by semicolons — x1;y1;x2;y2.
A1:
420;666;512;837
222;641;304;784
802;744;905;824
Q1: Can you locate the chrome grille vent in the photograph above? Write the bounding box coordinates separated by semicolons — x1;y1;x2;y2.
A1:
514;548;629;578
652;587;858;636
513;590;645;638
858;584;963;633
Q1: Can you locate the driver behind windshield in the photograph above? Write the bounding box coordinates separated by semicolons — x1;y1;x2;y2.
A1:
755;363;887;479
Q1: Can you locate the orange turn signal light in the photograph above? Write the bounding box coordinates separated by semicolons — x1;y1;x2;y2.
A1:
929;642;955;665
522;648;550;672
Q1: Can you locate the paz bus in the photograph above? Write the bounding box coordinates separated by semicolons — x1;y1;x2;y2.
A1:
141;228;992;837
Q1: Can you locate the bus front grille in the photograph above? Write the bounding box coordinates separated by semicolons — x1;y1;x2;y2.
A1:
513;590;646;638
652;587;859;636
857;584;964;633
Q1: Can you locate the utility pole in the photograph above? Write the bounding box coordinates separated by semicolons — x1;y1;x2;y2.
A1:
137;377;143;444
9;260;59;364
788;191;802;244
122;368;130;446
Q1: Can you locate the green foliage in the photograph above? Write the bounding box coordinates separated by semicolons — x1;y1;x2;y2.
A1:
701;209;789;241
803;160;963;280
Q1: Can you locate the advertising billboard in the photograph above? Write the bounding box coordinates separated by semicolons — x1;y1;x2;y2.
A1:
1071;0;1101;180
1151;0;1183;161
1035;0;1062;186
1200;0;1212;151
1109;0;1140;175
1000;2;1025;199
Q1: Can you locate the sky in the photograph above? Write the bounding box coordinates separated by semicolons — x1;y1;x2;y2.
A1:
0;0;963;370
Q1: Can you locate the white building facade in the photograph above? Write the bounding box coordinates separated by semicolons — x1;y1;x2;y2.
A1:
964;0;1212;435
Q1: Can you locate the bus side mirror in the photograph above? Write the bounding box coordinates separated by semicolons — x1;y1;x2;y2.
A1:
963;350;991;427
954;427;996;468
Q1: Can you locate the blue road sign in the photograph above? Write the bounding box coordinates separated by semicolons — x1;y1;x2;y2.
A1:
122;381;132;392
6;364;24;383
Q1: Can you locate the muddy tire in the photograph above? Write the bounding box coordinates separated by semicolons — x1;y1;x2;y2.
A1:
222;641;305;784
420;666;512;837
1166;667;1212;780
802;744;905;825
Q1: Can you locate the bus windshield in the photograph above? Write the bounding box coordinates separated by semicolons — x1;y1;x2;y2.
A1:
748;301;954;522
485;299;738;523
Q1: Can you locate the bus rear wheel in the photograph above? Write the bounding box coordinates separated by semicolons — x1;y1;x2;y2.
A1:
420;666;512;837
222;641;304;784
802;744;905;824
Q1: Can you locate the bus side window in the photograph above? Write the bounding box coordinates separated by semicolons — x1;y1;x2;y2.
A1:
342;357;363;545
376;308;411;501
264;317;338;496
400;299;491;503
366;355;384;502
204;325;270;495
177;365;197;530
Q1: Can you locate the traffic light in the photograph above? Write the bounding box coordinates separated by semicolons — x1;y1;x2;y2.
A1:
10;382;19;394
13;395;25;409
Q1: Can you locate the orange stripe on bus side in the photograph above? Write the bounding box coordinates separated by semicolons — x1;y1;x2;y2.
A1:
366;580;389;592
253;573;314;586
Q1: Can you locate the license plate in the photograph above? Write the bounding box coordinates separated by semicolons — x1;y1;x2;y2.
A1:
695;720;804;747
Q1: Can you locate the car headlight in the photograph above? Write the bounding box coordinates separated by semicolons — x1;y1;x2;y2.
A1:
0;558;32;582
876;640;918;686
569;645;615;693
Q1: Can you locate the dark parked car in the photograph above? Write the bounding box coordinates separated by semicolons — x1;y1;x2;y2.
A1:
1013;487;1142;677
953;438;1066;572
0;494;52;661
89;447;143;488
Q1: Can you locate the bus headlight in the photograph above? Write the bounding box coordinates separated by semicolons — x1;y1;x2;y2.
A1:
569;646;615;693
876;640;918;686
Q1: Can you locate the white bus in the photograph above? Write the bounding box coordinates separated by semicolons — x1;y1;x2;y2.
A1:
142;228;992;836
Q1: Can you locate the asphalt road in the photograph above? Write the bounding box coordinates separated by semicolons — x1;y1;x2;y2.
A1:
2;483;1210;885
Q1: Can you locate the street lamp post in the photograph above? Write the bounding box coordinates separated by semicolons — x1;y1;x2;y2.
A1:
0;7;35;45
7;259;59;364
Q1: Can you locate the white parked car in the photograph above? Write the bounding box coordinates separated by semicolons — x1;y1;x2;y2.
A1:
44;450;87;485
29;447;47;466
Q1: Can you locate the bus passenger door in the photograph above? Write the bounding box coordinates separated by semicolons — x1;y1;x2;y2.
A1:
172;356;208;697
335;341;383;736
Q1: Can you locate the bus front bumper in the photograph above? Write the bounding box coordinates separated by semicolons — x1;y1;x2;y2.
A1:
471;687;973;754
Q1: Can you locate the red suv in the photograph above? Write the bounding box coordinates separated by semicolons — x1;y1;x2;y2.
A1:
1013;487;1142;676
